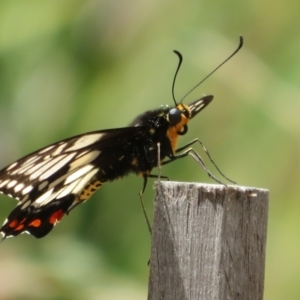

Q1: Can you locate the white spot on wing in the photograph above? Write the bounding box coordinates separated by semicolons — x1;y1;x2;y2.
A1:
6;162;18;171
22;185;33;195
7;180;18;188
66;134;103;151
38;145;55;154
69;150;100;170
0;179;9;188
35;188;54;204
14;183;25;193
65;164;94;184
21;200;31;210
20;194;29;203
38;181;48;190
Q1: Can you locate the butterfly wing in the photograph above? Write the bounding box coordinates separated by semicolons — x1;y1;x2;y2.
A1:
0;126;146;239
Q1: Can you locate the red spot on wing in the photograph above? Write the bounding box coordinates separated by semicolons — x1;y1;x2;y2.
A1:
8;220;18;228
49;209;65;225
9;218;26;230
15;224;24;231
29;219;42;227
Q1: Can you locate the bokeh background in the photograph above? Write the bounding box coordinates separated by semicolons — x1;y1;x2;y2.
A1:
0;1;299;299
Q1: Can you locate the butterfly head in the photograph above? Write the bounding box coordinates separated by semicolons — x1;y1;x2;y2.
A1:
166;94;213;135
165;95;212;153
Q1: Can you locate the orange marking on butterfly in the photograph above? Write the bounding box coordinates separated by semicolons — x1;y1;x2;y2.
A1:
9;217;27;229
79;180;102;201
8;220;18;228
166;104;191;154
15;224;24;231
49;209;65;225
29;219;42;227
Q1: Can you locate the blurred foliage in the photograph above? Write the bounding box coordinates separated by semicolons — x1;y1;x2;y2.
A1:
0;0;299;299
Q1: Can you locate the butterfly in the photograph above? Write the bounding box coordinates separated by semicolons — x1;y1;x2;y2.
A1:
0;36;243;241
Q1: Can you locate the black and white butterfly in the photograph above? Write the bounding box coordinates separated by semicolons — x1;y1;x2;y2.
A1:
0;95;215;239
0;37;242;240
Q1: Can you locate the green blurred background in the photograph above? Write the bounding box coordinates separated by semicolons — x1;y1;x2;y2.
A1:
0;0;299;299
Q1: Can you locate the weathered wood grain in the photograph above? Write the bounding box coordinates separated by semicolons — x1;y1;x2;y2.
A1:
148;182;269;300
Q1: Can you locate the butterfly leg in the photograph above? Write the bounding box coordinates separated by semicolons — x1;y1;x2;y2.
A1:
168;138;236;184
147;174;169;181
163;148;225;184
139;176;152;234
138;173;169;235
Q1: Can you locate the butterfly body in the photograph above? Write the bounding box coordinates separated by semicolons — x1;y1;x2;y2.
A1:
0;96;212;239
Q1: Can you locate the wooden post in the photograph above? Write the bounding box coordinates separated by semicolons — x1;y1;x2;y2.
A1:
148;181;269;300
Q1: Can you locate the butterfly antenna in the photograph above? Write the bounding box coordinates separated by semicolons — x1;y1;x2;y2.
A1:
180;35;243;102
172;50;183;106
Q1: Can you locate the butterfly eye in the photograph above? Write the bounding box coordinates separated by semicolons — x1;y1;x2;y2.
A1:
168;108;182;125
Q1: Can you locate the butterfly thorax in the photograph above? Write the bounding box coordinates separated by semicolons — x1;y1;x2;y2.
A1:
125;104;191;176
